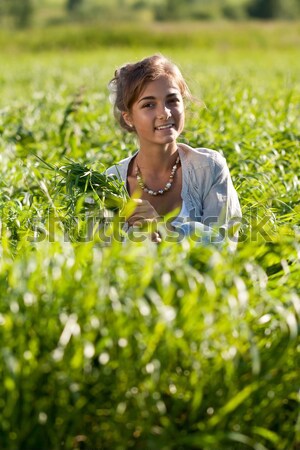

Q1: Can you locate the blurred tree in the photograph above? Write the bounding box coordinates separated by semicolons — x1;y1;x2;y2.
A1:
66;0;83;12
247;0;300;18
279;0;300;18
155;0;220;21
222;0;250;19
247;0;279;18
6;0;34;28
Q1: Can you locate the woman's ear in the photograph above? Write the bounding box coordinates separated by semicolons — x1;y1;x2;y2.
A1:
122;111;133;128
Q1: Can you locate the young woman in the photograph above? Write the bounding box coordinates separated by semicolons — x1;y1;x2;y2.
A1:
106;54;241;246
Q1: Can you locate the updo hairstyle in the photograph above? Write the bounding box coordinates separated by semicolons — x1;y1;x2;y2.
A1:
108;54;191;133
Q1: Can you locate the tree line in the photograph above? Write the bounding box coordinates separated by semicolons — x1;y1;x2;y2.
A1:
0;0;83;27
1;0;300;28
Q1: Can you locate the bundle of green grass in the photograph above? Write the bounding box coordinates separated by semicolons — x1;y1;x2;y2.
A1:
38;156;128;212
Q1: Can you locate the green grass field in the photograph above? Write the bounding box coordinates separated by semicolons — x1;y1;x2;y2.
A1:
0;22;299;450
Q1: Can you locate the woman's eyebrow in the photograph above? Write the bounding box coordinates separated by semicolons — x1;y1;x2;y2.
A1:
138;96;155;103
138;92;179;103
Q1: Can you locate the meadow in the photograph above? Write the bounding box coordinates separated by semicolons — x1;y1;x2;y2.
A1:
0;22;300;449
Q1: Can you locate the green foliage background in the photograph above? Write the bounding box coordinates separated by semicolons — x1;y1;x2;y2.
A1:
0;22;300;450
2;0;300;27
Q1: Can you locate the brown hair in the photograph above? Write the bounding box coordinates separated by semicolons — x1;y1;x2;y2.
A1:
108;54;191;132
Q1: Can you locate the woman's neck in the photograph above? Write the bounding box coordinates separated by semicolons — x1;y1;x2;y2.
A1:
137;142;178;172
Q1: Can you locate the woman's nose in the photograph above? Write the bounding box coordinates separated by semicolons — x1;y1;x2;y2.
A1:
157;105;171;120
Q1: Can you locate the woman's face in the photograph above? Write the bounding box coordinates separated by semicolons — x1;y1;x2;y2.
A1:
123;76;185;148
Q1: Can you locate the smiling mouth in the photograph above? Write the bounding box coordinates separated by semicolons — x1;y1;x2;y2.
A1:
155;124;174;131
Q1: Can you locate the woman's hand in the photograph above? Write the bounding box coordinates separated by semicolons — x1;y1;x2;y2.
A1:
126;199;159;225
125;199;161;243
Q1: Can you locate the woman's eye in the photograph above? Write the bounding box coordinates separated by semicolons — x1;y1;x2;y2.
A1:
142;103;154;108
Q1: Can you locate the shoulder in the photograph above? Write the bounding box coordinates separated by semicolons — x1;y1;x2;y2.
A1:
106;153;135;180
178;143;227;170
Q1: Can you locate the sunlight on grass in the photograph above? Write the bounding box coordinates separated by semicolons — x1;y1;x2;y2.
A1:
0;22;299;450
